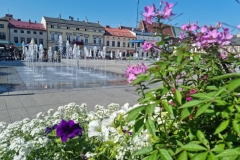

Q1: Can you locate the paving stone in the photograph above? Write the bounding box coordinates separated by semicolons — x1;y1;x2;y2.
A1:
25;106;46;119
4;96;24;109
0;110;11;123
0;97;7;110
8;108;30;122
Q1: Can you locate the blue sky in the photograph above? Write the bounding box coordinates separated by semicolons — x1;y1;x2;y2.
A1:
1;0;240;34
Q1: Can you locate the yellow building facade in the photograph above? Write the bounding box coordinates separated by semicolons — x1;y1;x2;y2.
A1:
41;16;104;53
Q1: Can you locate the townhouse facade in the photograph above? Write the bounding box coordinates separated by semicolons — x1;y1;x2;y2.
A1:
0;18;9;48
8;19;47;48
104;25;136;57
41;15;105;54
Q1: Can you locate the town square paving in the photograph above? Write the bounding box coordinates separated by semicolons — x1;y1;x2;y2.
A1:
0;59;147;123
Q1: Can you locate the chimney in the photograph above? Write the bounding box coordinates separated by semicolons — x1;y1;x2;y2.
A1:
97;21;99;24
5;14;13;18
35;20;36;23
118;24;121;29
106;25;110;28
71;17;74;21
58;13;61;19
85;17;88;22
17;19;21;21
29;19;31;23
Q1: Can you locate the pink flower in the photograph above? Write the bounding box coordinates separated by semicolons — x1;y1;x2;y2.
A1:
124;63;148;84
203;75;207;79
143;4;156;24
169;101;175;106
186;97;192;101
189;89;197;94
179;31;185;40
171;88;175;93
142;41;154;52
189;115;193;119
127;73;137;83
220;52;228;59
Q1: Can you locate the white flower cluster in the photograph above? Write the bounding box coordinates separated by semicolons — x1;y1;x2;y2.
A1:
0;103;152;160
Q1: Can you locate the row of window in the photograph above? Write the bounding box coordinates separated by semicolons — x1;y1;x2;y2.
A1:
14;30;43;35
106;41;139;48
50;25;102;32
14;37;43;44
0;24;4;28
50;34;102;44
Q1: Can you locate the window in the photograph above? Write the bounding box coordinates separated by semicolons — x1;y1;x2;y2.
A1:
98;38;101;44
131;43;134;48
27;31;31;34
39;32;43;35
57;25;61;29
51;34;55;41
27;38;31;43
33;31;37;34
21;30;24;33
112;41;115;47
14;30;17;33
93;37;96;43
14;37;18;43
85;29;87;31
76;35;81;41
0;24;4;28
85;37;88;44
51;25;54;28
123;42;126;47
106;40;109;46
76;28;79;30
117;41;120;47
67;35;71;41
67;26;70;29
39;39;43;44
34;38;37;44
137;43;140;47
0;32;6;40
128;43;130;48
20;37;25;43
99;30;101;32
94;30;96;32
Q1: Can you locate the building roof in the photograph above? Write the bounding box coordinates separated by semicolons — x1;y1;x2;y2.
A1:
230;34;240;46
1;14;16;21
138;20;175;37
43;16;104;29
9;20;46;31
104;27;136;38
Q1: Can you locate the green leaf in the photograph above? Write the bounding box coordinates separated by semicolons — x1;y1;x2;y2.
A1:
145;104;156;116
192;152;208;160
177;150;188;160
126;105;145;122
145;118;156;138
193;55;200;64
177;54;183;63
159;149;173;160
228;78;240;92
210;73;240;80
206;86;219;91
181;108;191;120
207;152;218;160
191;93;212;100
215;149;240;157
134;146;153;156
214;119;229;135
232;120;240;134
133;118;144;138
156;41;164;46
196;130;209;149
179;100;208;109
175;89;182;105
182;144;207;152
163;101;174;118
147;150;158;160
195;102;212;118
168;66;177;71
